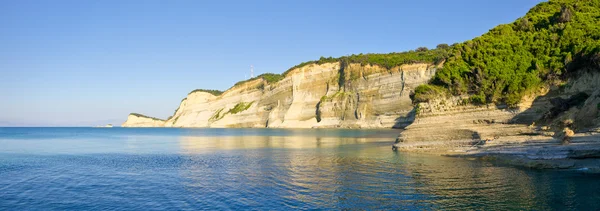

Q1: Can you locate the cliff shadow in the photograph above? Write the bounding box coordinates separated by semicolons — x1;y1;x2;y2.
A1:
509;87;595;132
392;108;416;129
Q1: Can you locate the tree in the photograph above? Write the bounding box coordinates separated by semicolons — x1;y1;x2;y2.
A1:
416;47;429;52
516;18;532;31
558;6;573;23
436;43;450;49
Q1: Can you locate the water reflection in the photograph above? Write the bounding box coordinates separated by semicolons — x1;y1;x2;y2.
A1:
1;128;599;210
176;134;600;210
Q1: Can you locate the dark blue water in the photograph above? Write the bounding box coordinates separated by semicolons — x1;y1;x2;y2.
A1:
1;127;599;210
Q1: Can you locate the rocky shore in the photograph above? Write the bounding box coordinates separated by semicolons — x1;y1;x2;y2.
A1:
394;130;600;171
393;71;600;170
455;133;600;171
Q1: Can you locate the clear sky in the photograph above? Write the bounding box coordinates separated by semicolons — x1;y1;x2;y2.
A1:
1;0;545;126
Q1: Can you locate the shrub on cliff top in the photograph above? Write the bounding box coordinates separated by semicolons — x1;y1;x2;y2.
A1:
189;89;223;96
280;48;450;77
436;43;450;49
415;47;429;52
129;113;164;121
422;0;600;107
413;84;447;103
234;73;285;86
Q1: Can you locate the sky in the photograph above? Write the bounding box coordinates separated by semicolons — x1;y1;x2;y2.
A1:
0;0;545;126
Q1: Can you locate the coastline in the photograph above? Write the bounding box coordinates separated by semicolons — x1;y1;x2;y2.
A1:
393;132;600;172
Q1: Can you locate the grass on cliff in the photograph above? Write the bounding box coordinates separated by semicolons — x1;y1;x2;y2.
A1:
414;0;600;106
209;108;225;121
129;113;165;121
189;89;223;96
230;45;450;87
207;102;254;121
234;73;284;86
282;47;450;77
227;102;254;114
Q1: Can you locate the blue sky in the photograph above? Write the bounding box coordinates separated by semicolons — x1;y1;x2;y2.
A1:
0;0;544;126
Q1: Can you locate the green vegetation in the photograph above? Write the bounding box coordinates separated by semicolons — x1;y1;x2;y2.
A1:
208;102;256;121
319;91;353;103
597;103;600;110
414;104;422;115
412;84;447;103
209;108;225;121
189;89;223;96
415;0;600;107
234;73;285;86
227;102;254;114
282;56;339;76
210;37;453;91
282;49;450;77
129;113;164;121
182;1;600;107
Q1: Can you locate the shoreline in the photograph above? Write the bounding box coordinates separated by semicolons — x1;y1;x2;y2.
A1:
393;132;600;172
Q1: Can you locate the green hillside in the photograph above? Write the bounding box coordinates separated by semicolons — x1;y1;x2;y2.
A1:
415;0;600;106
206;0;599;107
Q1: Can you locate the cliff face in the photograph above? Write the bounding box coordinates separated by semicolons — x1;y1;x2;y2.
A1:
395;70;600;152
121;114;165;127
123;62;438;128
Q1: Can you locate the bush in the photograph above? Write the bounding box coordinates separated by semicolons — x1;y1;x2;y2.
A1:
281;48;451;76
415;47;429;52
557;5;573;23
230;47;451;90
260;73;284;84
234;73;285;86
470;94;486;105
414;104;422;115
436;43;450;49
413;84;446;103
189;89;223;96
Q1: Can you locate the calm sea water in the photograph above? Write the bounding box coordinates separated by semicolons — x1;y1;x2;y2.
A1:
1;127;599;210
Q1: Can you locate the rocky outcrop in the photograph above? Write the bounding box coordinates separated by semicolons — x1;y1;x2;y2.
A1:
394;97;532;152
124;62;439;128
122;113;165;127
390;71;600;171
394;71;600;154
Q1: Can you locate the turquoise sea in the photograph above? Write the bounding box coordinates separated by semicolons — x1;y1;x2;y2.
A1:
0;127;599;210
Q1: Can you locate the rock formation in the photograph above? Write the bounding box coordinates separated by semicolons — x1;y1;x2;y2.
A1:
122;113;166;127
394;71;600;153
123;62;439;128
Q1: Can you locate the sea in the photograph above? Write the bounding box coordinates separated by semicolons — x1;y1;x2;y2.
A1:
0;127;599;210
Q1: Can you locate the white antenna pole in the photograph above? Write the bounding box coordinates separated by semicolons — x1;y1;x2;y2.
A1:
250;65;254;78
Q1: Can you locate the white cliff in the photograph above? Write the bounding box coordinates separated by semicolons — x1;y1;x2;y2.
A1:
121;113;165;127
123;62;439;128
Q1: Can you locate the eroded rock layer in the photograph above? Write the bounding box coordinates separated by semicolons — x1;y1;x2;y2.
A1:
394;71;600;152
121;114;165;127
123;62;438;128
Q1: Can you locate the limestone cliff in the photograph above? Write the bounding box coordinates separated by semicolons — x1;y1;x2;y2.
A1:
395;71;600;152
122;113;165;127
124;62;439;128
